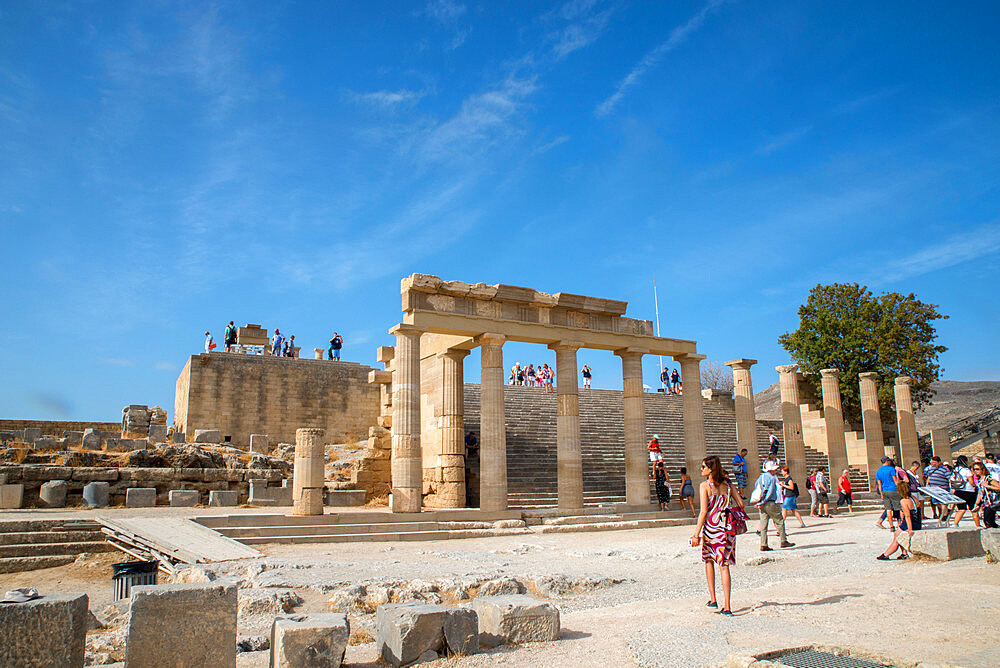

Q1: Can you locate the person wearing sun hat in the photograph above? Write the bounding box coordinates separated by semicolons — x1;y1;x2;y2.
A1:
647;434;662;462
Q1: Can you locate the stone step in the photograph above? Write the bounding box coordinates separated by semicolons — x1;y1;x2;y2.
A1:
0;530;103;546
0;541;116;559
0;555;76;574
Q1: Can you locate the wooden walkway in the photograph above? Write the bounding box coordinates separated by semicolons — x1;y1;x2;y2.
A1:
99;517;260;573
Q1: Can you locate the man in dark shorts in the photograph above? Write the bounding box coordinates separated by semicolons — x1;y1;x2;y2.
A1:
876;456;901;530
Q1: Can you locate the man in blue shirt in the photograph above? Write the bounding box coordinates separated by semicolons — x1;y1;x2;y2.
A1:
732;449;748;498
876;456;901;530
755;460;795;551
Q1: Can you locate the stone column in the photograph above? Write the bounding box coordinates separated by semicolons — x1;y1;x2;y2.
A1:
676;353;708;484
894;376;920;467
292;428;324;516
313;348;324;360
616;348;648;506
725;359;761;484
478;333;507;512
820;368;850;481
776;364;808;485
859;372;884;490
390;325;422;513
930;427;950;462
439;349;470;508
550;341;583;510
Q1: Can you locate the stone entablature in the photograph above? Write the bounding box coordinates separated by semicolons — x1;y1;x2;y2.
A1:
400;274;694;355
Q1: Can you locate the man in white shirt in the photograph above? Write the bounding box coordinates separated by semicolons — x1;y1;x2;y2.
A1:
204;331;214;353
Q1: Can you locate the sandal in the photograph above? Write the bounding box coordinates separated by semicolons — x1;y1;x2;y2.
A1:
706;601;718;608
719;609;733;616
876;554;890;561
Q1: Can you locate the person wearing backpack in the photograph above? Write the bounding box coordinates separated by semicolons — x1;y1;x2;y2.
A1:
328;333;343;361
780;465;807;528
223;321;237;353
951;455;980;527
806;470;818;517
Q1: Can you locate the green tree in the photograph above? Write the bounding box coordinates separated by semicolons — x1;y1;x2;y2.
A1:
777;283;947;425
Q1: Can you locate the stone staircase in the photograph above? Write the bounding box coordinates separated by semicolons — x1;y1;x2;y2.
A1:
463;385;791;508
799;404;872;494
0;519;114;573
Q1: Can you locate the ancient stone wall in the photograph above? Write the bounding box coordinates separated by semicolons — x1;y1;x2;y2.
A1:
0;420;120;435
174;353;379;447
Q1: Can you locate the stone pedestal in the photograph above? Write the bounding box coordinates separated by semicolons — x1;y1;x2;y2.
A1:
479;333;507;512
391;325;423;513
0;593;88;668
550;342;583;510
676;354;708;484
271;613;349;668
314;348;324;360
859;372;885;488
616;348;648;506
438;349;470;508
725;359;760;484
293;427;325;516
894;376;920;467
776;364;807;485
820;368;850;480
40;480;68;508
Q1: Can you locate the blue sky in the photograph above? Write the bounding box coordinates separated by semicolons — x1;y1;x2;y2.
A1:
2;1;998;421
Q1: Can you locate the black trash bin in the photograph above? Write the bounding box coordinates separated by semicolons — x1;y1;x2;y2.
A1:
112;560;159;601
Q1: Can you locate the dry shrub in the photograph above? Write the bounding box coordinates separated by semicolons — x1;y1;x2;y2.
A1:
365;493;389;507
348;630;374;645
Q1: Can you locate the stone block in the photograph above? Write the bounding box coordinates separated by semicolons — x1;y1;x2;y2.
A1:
376;603;447;667
23;427;42;441
73;468;118;482
472;595;560;647
249;434;269;454
83;481;110;508
909;527;985;561
126;487;157;508
194;429;222;443
169;490;200;507
979;528;1000;559
443;607;479;656
0;430;17;444
172;431;186;443
81;430;101;450
63;430;83;447
105;438;128;452
126;582;237;668
209;490;238;507
40;480;68;507
148;424;169;441
0;592;88;667
0;483;24;509
271;613;349;668
33;437;56;450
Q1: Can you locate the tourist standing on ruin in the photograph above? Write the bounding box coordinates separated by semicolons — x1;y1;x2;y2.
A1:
670;368;681;394
731;448;748;498
779;465;807;527
679;467;696;517
648;434;663;462
837;469;854;515
690;455;744;615
224;321;237;352
652;460;671;511
328;333;343;360
271;328;284;356
204;331;215;353
581;365;592;389
753;460;794;551
878;479;919;560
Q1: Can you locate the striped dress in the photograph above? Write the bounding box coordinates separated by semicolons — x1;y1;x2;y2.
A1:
701;482;736;565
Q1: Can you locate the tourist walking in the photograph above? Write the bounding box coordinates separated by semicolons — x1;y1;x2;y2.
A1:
652;461;671;511
876;456;901;531
878;479;920;560
837;469;854;515
779;465;806;527
670;368;681;394
679;467;696;517
814;467;830;517
648;435;663;462
806;469;819;517
951;455;979;527
271;328;284;356
581;365;592;389
972;461;1000;528
768;432;780;458
527;364;536;387
923;456;952;519
753;460;795;551
660;367;669;391
224;321;237;353
465;431;479;459
690;456;744;615
731;448;748;498
204;331;215;353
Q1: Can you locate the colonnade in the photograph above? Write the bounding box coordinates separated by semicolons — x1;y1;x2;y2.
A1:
389;325;711;513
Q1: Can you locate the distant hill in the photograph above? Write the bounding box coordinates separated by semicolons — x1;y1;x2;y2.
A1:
754;380;1000;431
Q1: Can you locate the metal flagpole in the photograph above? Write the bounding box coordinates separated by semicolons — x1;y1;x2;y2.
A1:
653;281;663;385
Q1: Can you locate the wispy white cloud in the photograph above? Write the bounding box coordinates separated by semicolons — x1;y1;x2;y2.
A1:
875;222;1000;283
344;88;426;109
550;3;615;60
756;125;812;155
595;0;726;117
423;0;470;49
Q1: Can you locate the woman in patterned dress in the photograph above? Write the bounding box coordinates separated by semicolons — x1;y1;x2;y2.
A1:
690;455;743;615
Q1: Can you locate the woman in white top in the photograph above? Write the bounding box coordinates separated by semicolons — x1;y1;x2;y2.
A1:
951;455;980;527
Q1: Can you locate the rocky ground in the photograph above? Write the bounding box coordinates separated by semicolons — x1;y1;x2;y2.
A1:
1;511;996;667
